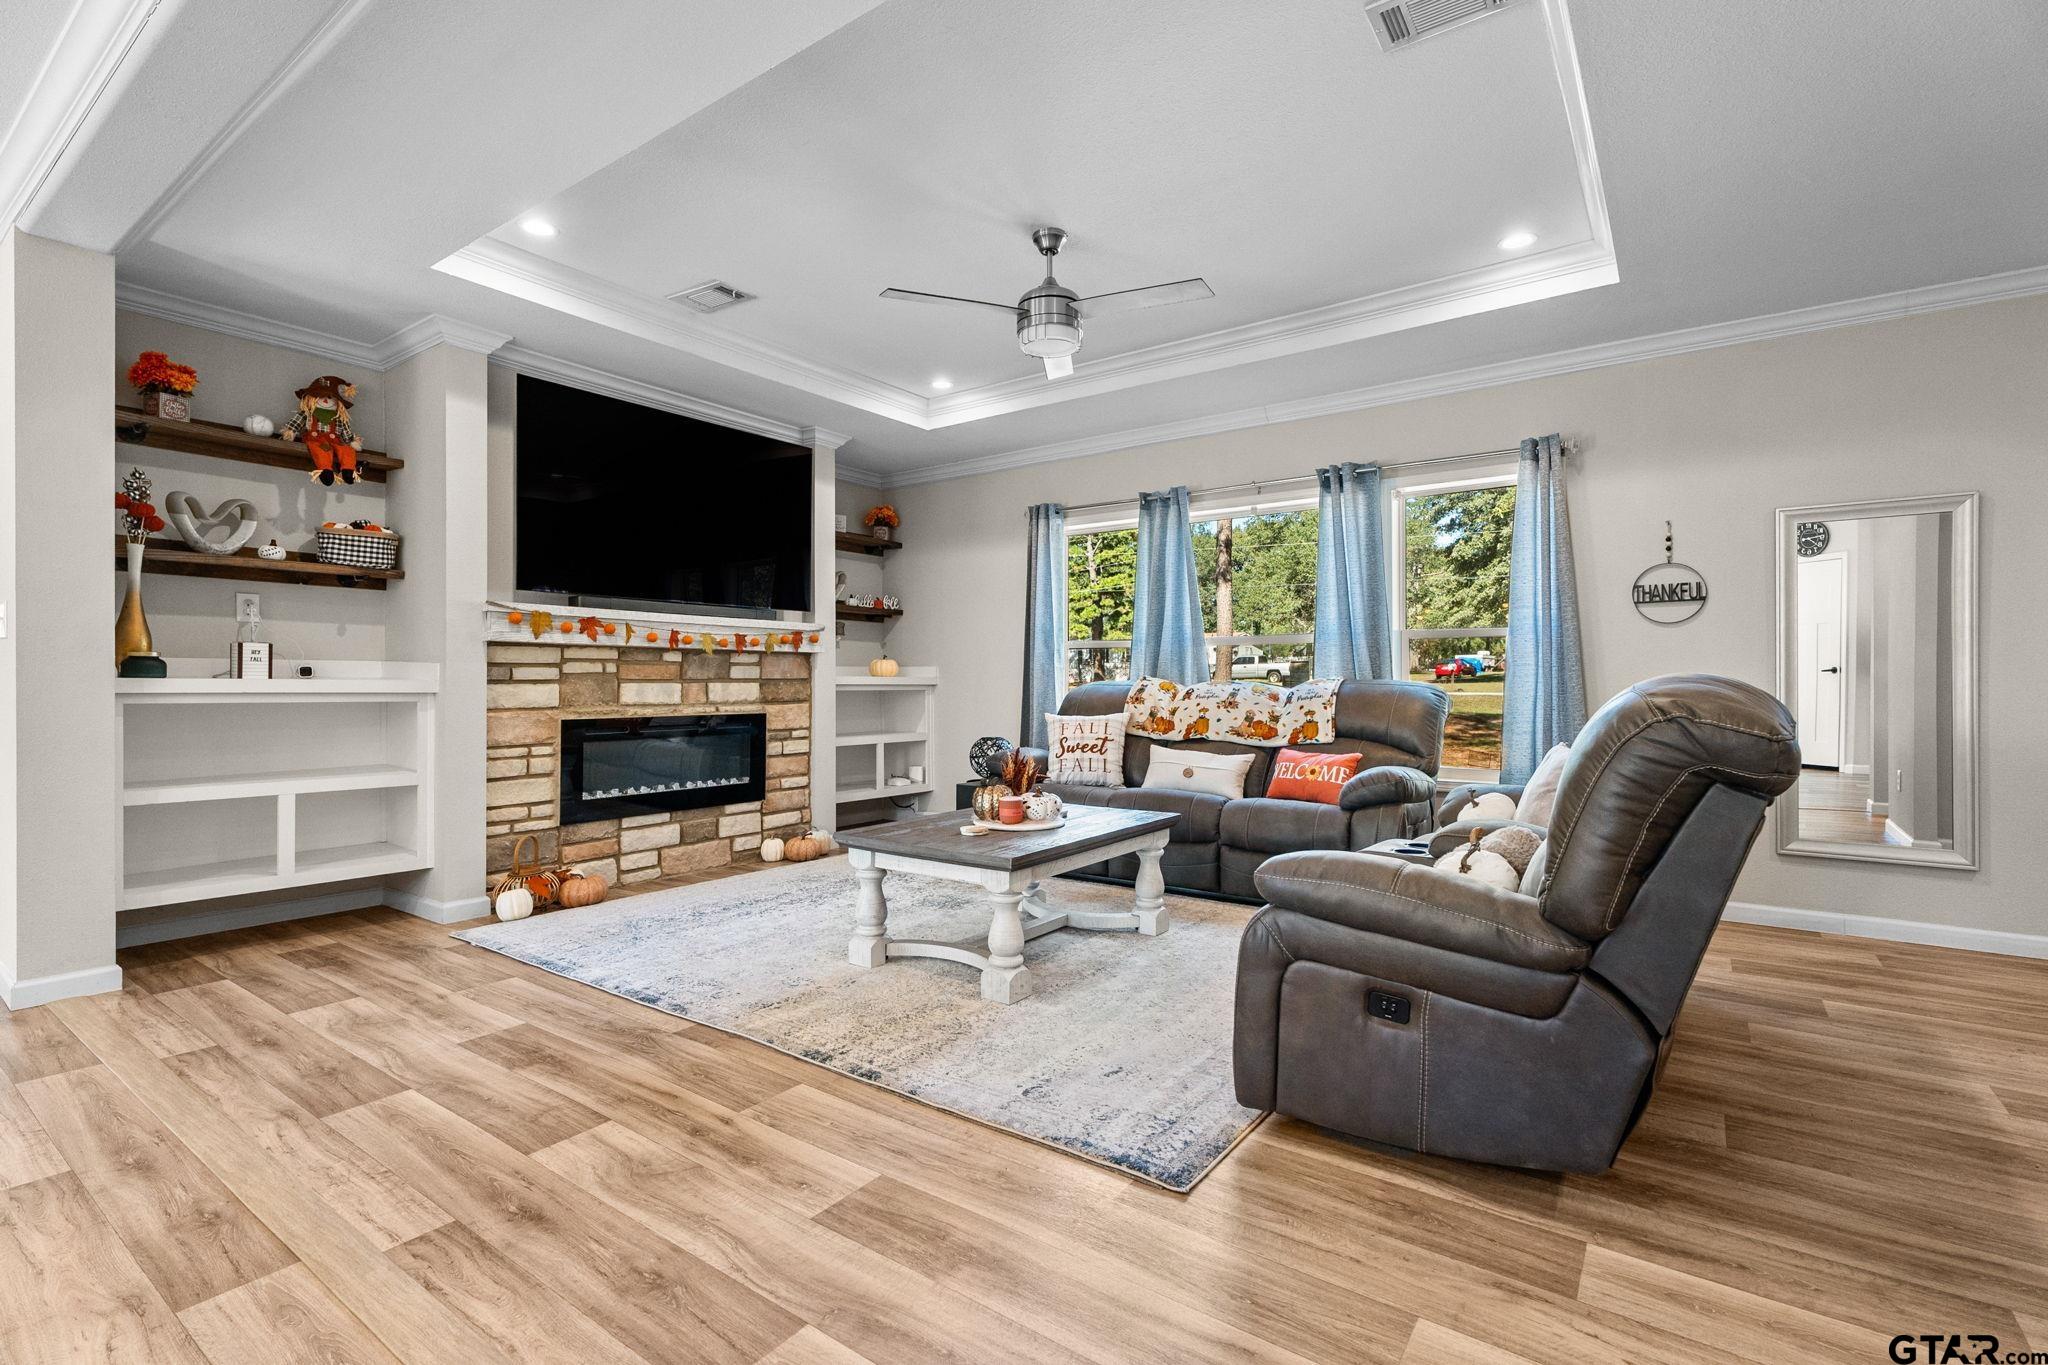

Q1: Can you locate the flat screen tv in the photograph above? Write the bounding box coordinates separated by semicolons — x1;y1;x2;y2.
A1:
515;375;811;615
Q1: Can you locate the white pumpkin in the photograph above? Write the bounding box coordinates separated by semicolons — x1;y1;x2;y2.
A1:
242;414;275;436
1023;790;1063;822
760;836;786;863
493;885;535;921
1462;791;1519;823
1433;846;1521;892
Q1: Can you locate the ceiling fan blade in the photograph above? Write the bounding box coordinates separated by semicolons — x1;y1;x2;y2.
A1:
879;287;1021;316
1076;277;1213;318
1043;355;1073;380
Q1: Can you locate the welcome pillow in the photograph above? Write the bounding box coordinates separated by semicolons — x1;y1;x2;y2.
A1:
1044;712;1126;787
1264;747;1362;805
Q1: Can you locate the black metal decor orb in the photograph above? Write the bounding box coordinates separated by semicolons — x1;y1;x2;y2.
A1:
969;736;1014;779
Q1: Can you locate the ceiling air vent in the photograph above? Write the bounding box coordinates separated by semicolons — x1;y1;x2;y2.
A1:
1365;0;1520;52
668;281;754;313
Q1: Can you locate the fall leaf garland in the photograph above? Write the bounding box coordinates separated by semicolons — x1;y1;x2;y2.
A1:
496;608;816;652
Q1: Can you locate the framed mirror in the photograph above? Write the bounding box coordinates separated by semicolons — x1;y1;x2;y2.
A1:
1775;492;1977;868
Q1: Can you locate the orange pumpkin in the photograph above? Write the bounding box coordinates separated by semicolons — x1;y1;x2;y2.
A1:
556;870;607;908
507;610;524;625
783;833;822;862
681;634;694;645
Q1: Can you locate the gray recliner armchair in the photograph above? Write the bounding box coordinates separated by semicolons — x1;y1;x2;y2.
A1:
1232;674;1800;1173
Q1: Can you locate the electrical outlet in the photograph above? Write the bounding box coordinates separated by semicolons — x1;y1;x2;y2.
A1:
235;593;261;624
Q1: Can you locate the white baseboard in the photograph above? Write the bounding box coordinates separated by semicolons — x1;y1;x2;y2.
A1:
1725;901;2048;959
383;888;490;924
116;887;388;949
1841;763;1870;776
1866;799;1888;817
1;961;124;1010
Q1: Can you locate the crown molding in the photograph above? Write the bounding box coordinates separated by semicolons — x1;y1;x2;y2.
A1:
117;280;512;370
436;239;930;426
116;279;388;368
799;426;852;452
1;0;170;231
875;262;2048;488
376;313;513;367
111;0;376;255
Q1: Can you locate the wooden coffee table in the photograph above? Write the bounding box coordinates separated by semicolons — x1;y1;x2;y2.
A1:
835;805;1179;1004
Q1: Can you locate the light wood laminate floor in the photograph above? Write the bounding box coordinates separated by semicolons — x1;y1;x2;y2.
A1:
3;869;2045;1364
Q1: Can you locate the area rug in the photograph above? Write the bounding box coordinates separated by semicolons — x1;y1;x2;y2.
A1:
453;859;1263;1191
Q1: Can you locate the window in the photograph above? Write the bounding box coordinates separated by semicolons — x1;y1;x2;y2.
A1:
1394;478;1515;777
1065;505;1318;688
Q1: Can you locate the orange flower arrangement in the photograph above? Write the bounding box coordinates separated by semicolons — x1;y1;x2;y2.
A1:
862;504;900;529
126;351;198;395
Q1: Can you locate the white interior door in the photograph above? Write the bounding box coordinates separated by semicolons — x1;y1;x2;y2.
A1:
1796;556;1847;768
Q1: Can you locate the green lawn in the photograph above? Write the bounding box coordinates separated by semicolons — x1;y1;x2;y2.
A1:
1410;672;1505;769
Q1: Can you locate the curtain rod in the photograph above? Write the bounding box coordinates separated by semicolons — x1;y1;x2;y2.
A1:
1059;441;1571;522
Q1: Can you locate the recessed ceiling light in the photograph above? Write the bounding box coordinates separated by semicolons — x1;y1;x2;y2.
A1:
1498;230;1537;251
930;377;954;391
520;217;557;238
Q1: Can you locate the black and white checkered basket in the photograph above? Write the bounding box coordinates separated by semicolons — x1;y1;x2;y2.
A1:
314;527;400;571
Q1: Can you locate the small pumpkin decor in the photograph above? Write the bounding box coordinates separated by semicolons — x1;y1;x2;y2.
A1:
555;868;609;908
491;834;564;919
974;748;1041;823
760;836;786;863
868;654;899;678
784;830;827;863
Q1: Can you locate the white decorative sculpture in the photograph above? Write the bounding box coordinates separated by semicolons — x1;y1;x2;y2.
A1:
242;415;276;436
164;492;260;556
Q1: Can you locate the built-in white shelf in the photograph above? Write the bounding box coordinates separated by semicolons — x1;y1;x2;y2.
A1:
834;668;937;819
835;781;935;803
835;730;928;747
123;763;419;806
116;659;438;912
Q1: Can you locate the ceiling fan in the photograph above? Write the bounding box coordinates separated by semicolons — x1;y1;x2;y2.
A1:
881;227;1212;380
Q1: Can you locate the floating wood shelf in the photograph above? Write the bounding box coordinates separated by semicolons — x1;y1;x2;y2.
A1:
835;531;903;557
836;603;902;622
114;407;403;482
118;537;403;590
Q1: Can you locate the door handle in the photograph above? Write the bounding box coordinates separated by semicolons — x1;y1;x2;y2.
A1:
1821;666;1839;674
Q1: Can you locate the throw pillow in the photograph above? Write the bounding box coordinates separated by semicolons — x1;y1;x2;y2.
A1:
1043;712;1126;787
1515;743;1572;825
1264;747;1362;805
1141;747;1255;799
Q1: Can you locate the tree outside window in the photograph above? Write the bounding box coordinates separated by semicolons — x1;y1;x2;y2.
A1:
1064;507;1319;687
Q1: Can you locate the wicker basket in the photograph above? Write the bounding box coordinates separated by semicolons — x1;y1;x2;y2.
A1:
314;526;400;570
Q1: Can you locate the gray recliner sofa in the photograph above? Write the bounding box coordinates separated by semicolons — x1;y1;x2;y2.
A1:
1232;674;1800;1173
1022;679;1450;900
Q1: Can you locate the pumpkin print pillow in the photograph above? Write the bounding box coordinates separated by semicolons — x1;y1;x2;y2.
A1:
1122;675;1341;748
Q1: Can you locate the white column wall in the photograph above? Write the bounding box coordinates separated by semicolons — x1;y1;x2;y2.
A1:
384;342;490;921
1;229;120;1005
809;435;840;832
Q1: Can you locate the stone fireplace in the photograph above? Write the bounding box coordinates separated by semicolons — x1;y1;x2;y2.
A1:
485;641;811;888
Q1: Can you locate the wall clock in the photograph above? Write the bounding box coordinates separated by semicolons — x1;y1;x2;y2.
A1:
1795;521;1831;557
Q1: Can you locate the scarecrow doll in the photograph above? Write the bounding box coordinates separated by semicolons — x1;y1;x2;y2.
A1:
280;374;363;485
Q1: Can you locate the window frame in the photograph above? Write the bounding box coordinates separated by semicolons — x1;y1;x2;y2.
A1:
1386;467;1516;785
1061;494;1319;693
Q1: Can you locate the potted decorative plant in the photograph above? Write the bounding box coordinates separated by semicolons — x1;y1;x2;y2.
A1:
126;351;199;422
862;504;900;543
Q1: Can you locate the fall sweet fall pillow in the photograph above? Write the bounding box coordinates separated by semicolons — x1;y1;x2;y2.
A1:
1264;748;1363;805
1044;712;1127;787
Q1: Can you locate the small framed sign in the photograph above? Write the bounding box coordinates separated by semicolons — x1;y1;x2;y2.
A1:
230;640;273;679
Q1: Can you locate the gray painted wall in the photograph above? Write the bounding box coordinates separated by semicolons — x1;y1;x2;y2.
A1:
880;293;2048;938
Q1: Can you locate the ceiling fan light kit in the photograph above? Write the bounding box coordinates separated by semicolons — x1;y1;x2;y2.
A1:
883;226;1211;382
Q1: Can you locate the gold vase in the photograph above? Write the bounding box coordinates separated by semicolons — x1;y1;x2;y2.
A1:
115;538;155;669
